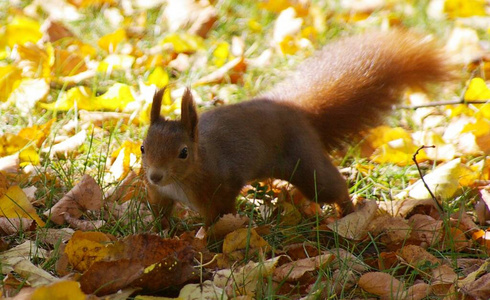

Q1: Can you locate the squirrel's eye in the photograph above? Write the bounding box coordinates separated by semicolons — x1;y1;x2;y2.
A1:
178;147;188;159
140;145;145;154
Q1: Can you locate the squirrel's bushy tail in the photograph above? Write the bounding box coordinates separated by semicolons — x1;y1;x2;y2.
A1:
265;29;455;150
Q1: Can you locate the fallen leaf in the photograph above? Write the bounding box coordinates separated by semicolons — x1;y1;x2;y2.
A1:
273;253;334;282
0;185;45;226
42;129;87;158
358;272;404;298
327;200;377;240
397;244;439;266
0;217;35;235
222;228;270;254
44;174;102;225
31;280;86;300
208;213;249;240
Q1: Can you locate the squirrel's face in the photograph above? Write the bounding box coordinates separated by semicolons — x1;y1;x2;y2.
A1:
141;121;198;186
142;87;199;187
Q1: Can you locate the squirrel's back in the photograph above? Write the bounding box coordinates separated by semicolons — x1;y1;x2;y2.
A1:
264;29;455;150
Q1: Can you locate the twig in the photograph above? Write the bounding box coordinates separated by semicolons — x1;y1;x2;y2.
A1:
412;145;444;213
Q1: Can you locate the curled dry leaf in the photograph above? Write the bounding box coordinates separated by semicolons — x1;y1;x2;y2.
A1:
44;174;102;225
0;217;35;235
327;200;378;240
378;198;438;218
459;273;490;299
63;212;105;230
42;129;87;159
273;253;334;282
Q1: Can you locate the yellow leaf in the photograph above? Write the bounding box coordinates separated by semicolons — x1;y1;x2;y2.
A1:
161;33;205;54
462;118;490;137
16;43;53;79
0;133;30;157
31;280;86;300
40;86;92;111
259;0;293;13
366;126;412;149
18;119;55;148
222;228;270;254
0;65;22;101
70;0;116;8
19;146;40;166
212;42;231;67
0;185;45;226
52;48;88;77
98;28;127;53
396;158;475;200
464;78;490;101
444;0;486;18
371;138;425;166
5;16;42;47
64;231;114;272
108;141;141;181
96;83;135;111
147;66;169;89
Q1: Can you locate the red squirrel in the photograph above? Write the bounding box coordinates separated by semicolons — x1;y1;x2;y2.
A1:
141;29;454;225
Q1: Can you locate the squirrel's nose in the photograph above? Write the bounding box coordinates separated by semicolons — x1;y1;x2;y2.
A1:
149;172;163;184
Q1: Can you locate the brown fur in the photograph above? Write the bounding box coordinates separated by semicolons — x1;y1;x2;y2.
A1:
142;30;455;225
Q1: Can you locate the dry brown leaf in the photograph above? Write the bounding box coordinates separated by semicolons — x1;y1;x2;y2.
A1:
79;110;132;128
378;198;438;218
369;215;411;249
358;272;405;298
283;243;320;260
476;189;490;225
398;244;439;266
63;213;105;230
41;19;75;42
44;174;102;225
214;256;283;298
459;273;490;299
273;253;334;282
208;213;249;240
0;241;55;287
408;214;443;246
0;217;35;235
327;248;369;273
327;200;377;240
405;283;431;300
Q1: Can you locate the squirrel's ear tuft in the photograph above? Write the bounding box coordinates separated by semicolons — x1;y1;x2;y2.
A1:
181;88;198;139
151;87;166;124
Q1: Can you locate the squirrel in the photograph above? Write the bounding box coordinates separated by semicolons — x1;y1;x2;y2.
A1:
141;29;454;225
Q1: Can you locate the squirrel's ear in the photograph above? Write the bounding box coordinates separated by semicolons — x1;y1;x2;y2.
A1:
181;88;198;139
151;87;166;124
